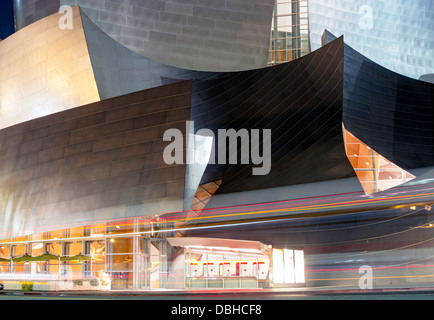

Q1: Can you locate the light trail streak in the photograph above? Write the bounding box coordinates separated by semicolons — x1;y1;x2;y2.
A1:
308;274;434;282
1;184;433;239
178;193;434;232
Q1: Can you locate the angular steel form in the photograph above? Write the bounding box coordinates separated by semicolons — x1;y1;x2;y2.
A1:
0;6;100;130
190;35;434;209
1;4;434;292
1;5;434;233
13;1;433;78
1;18;432;234
309;0;434;79
343;125;416;195
192;37;354;195
80;12;355;196
14;0;275;72
342;37;434;175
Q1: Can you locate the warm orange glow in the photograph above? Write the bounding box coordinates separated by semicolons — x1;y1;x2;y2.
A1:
343;125;416;195
90;241;105;262
189;180;222;214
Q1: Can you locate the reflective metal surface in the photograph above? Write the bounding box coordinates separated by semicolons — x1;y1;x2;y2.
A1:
309;0;434;79
0;6;100;130
420;74;434;84
13;0;60;31
0;81;192;239
14;0;275;72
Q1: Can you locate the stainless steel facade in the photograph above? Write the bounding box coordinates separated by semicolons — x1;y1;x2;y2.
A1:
13;0;60;31
0;81;192;239
420;74;434;84
14;0;275;72
0;6;100;130
13;1;434;79
309;0;434;79
3;0;434;295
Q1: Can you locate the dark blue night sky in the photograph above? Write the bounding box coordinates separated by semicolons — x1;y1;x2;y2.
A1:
0;0;14;40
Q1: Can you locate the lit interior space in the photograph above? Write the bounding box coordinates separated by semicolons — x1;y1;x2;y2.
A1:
343;124;416;195
0;217;304;291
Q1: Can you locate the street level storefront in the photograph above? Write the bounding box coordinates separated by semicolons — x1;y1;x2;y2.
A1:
167;237;305;289
0;219;305;291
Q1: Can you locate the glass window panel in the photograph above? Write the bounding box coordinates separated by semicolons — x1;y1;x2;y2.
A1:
0;245;9;259
278;26;293;33
272;249;284;284
70;227;83;238
283;249;295;284
91;223;106;237
277;38;287;49
14;244;25;256
112;254;134;271
44;230;63;241
50;243;62;255
32;243;43;256
276;3;292;15
69;242;83;256
111;238;133;254
90;241;105;263
277;16;292;27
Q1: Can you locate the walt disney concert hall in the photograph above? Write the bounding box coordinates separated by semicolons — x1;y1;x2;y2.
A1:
0;0;432;291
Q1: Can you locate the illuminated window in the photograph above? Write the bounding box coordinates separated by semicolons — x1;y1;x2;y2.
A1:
343;125;416;195
283;249;295;284
272;248;305;285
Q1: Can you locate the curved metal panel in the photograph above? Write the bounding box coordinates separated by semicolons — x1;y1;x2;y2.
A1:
81;21;359;199
0;81;192;239
80;8;206;101
309;0;434;79
14;0;275;72
420;74;434;84
66;0;274;71
83;30;360;195
342;42;434;172
194;37;356;195
0;6;100;130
